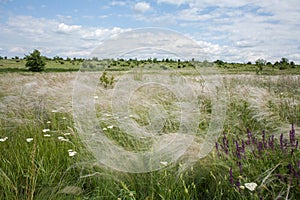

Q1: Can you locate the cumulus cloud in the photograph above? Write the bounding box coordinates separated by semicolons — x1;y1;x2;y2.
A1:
0;15;129;58
57;23;81;34
111;1;126;6
133;2;151;13
157;0;192;6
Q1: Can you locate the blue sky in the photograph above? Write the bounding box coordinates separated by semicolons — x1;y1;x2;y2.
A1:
0;0;299;63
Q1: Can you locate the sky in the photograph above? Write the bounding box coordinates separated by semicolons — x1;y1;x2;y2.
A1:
0;0;299;63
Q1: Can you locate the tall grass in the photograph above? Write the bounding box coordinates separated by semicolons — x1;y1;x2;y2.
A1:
0;72;299;199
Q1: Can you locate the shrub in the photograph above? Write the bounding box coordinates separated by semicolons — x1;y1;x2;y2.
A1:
25;49;46;72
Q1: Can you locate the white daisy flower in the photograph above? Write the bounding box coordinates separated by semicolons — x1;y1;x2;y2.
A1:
42;129;50;133
58;136;69;142
160;161;168;166
107;125;114;129
68;149;77;157
244;182;257;191
0;137;8;142
44;134;51;137
26;138;33;143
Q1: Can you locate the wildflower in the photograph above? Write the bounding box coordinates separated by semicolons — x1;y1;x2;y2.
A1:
235;180;241;188
160;161;168;166
0;137;8;142
280;133;284;149
58;136;69;142
102;127;107;131
107;125;114;129
238;161;243;174
290;124;296;146
62;117;66;120
44;134;51;137
229;168;234;185
26;138;33;143
244;182;257;191
42;129;50;133
46;121;51;124
68;149;77;157
94;96;98;99
257;142;263;154
215;142;219;151
239;185;245;190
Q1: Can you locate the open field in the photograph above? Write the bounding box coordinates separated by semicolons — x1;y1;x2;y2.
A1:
1;58;300;75
0;68;300;199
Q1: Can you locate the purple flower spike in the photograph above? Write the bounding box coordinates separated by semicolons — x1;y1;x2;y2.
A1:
238;161;243;174
280;133;284;149
258;142;263;155
290;124;296;146
229;168;234;185
262;130;266;147
241;140;245;153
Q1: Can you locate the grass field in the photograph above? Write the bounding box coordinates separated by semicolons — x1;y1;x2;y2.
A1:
0;62;299;199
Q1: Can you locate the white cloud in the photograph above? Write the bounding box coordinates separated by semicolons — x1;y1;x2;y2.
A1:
9;47;27;53
57;23;81;34
157;0;192;6
0;15;130;58
133;2;151;13
111;1;126;6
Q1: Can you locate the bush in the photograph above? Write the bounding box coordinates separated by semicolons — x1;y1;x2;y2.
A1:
25;49;46;72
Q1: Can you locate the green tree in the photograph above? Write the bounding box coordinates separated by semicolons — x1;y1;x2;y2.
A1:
25;49;46;72
255;58;266;74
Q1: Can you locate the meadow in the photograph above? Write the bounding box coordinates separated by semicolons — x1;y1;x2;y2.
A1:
0;59;299;199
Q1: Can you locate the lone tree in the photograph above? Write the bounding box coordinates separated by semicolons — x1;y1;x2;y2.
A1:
25;49;46;72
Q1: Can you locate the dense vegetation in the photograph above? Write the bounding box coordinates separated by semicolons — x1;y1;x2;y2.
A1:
0;51;299;199
0;53;299;74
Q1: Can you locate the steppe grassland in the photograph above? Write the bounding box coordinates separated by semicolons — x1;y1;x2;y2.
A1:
0;70;299;199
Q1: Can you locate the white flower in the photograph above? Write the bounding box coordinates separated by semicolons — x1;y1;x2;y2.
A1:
44;134;51;137
244;182;257;191
68;149;77;157
94;96;99;99
160;161;168;166
26;138;33;142
107;125;114;129
62;117;66;120
46;121;51;124
102;128;107;131
42;129;50;133
58;136;69;142
239;185;245;190
0;137;8;142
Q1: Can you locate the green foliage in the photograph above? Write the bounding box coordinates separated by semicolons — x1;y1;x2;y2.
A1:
99;71;115;88
25;49;46;72
255;59;266;75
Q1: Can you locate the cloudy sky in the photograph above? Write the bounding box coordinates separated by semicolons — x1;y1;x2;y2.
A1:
0;0;299;63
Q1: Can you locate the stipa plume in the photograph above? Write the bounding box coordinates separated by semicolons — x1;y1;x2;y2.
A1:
0;73;76;126
73;66;227;173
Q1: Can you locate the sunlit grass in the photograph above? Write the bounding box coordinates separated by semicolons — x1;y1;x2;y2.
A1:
0;71;299;199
